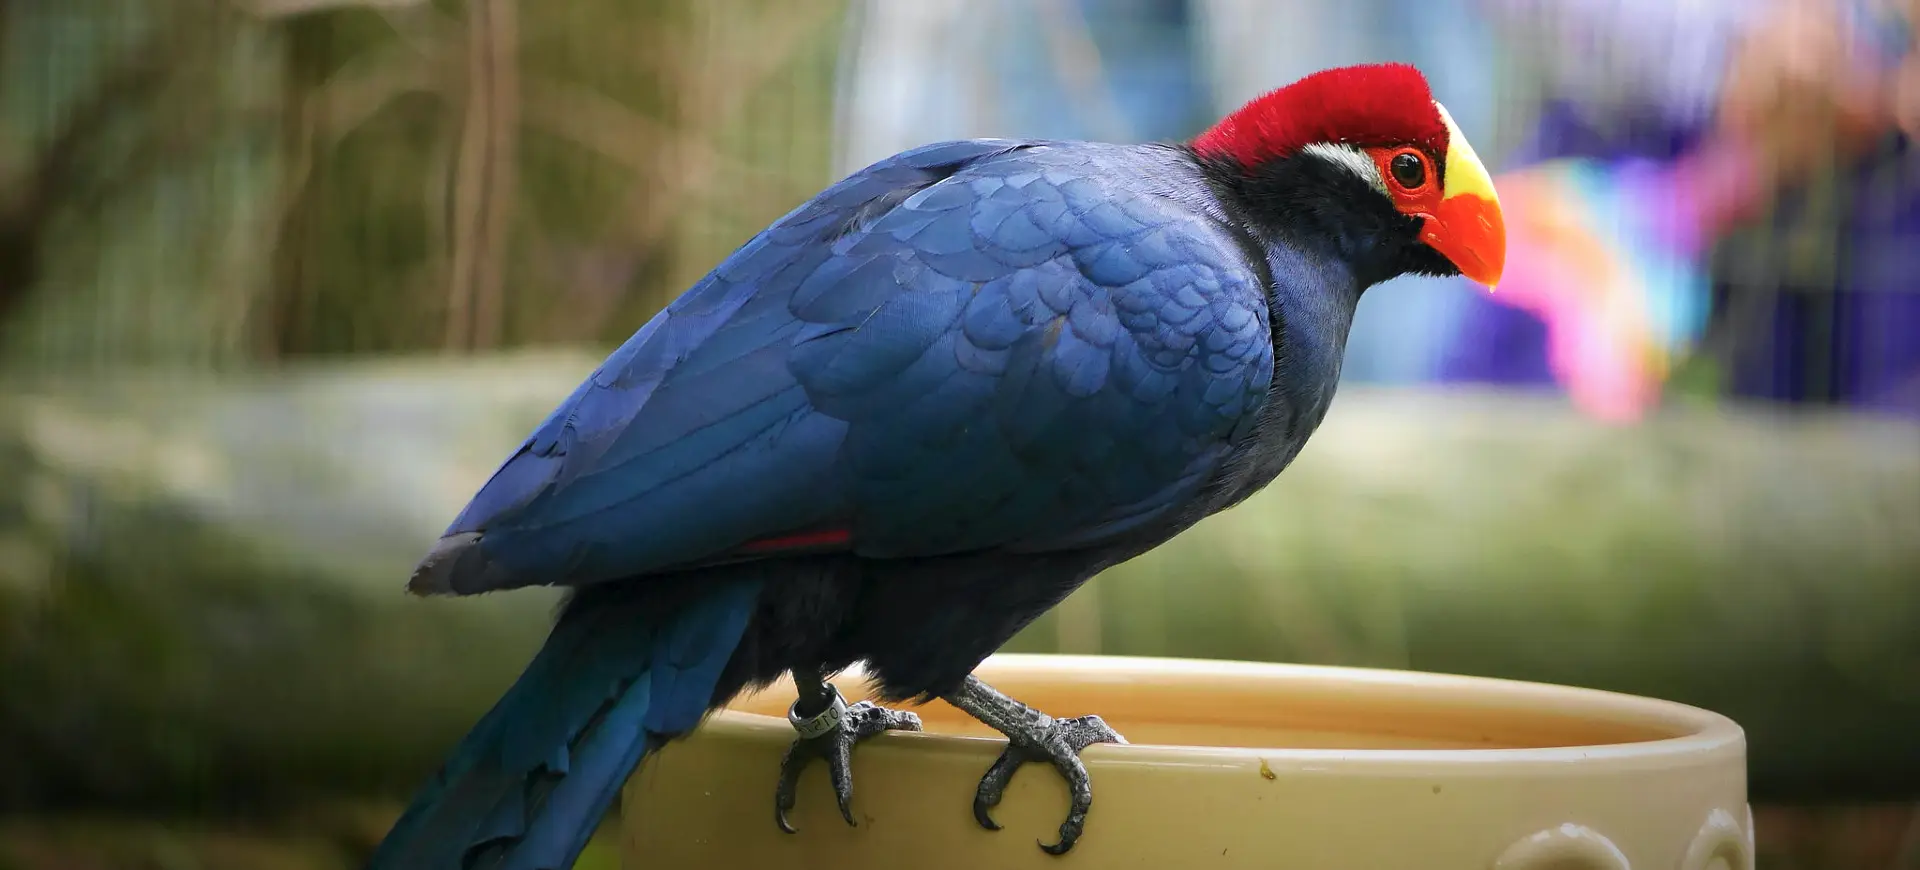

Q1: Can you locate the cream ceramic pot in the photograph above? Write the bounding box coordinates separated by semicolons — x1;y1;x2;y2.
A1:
625;654;1750;869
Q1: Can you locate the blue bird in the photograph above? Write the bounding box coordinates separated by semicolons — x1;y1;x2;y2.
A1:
367;62;1506;870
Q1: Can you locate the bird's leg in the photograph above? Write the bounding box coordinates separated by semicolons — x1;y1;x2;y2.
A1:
942;675;1127;855
773;666;922;833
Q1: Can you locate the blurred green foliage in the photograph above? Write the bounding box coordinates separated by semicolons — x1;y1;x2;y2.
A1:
1;0;844;368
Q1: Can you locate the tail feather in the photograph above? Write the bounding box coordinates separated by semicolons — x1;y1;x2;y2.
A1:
368;577;762;870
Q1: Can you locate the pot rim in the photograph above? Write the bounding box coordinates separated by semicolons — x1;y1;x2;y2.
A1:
709;653;1746;771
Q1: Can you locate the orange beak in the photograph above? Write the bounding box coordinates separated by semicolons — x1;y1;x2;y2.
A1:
1421;102;1506;288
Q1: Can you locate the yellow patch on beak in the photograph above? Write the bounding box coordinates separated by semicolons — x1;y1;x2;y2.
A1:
1422;101;1506;288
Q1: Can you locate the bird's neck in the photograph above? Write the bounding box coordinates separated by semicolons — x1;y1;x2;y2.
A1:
1261;237;1361;384
1182;152;1365;370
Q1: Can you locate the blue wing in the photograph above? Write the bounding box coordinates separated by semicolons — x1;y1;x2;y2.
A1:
420;139;1273;594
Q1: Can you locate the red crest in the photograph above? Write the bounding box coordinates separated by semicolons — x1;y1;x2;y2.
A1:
1192;63;1448;168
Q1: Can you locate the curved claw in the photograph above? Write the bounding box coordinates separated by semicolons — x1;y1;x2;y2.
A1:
771;697;922;835
774;735;806;833
1040;737;1100;854
966;714;1125;855
969;747;1024;831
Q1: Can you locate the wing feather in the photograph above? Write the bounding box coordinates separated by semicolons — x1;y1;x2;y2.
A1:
422;140;1273;595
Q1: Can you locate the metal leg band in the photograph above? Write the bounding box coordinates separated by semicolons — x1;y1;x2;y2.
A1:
787;684;848;740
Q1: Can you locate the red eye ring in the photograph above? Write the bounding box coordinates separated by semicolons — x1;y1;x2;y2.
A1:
1362;145;1443;218
1385;148;1430;192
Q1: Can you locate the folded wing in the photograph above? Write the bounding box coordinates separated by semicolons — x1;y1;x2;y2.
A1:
420;141;1273;595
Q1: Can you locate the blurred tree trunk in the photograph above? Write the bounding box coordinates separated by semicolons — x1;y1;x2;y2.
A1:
263;0;846;359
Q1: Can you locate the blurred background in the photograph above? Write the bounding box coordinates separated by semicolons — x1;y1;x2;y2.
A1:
1;0;1917;867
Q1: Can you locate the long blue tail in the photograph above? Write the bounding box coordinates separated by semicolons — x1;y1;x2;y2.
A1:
367;576;763;870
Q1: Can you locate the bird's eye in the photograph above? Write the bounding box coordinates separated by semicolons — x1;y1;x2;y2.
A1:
1389;151;1427;189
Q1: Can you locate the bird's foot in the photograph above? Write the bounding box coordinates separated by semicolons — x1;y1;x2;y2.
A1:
773;683;922;833
946;676;1127;855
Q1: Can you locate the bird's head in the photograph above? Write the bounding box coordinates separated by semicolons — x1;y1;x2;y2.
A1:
1192;63;1505;290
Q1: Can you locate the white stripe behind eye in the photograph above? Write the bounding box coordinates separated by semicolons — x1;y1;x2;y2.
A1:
1301;143;1388;197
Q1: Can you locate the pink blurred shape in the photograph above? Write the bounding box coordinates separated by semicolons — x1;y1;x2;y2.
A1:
1483;139;1764;423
